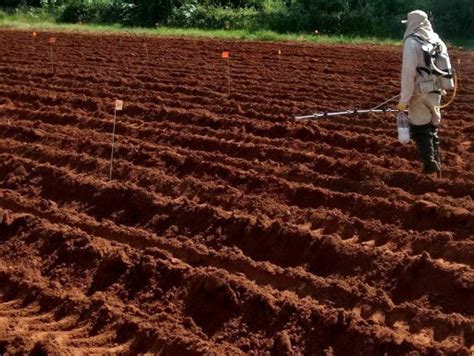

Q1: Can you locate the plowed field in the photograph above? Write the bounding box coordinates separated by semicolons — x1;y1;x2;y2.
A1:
0;29;473;354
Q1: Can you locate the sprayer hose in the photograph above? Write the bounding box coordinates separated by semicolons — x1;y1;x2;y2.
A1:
437;70;458;109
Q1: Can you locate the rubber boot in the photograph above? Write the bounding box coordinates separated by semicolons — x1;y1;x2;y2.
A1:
431;125;442;178
410;123;440;176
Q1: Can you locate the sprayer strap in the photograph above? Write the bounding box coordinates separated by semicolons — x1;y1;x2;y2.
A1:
417;67;432;76
417;66;452;78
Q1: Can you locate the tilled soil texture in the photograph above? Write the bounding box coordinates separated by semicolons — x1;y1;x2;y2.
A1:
0;29;473;355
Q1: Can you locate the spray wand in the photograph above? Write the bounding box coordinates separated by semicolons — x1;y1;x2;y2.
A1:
292;95;400;121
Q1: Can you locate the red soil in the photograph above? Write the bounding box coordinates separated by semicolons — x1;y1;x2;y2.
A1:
0;29;473;354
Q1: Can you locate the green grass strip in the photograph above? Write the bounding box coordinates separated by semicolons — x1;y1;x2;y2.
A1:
0;14;399;46
0;12;471;49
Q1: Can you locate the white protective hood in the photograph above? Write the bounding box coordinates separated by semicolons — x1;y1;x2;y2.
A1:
402;10;440;43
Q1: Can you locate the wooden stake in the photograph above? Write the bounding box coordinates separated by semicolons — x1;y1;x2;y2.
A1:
32;32;37;51
278;49;282;71
226;58;231;94
144;43;149;61
49;45;54;72
109;100;123;180
109;108;117;181
49;37;56;73
222;51;231;94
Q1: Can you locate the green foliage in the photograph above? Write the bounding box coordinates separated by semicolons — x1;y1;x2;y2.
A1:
58;0;136;24
0;4;56;21
132;0;175;26
168;2;260;29
197;0;266;9
429;0;474;39
1;0;26;7
2;0;473;40
264;0;474;39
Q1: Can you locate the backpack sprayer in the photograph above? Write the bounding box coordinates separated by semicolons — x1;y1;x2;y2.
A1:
437;61;459;109
410;34;460;109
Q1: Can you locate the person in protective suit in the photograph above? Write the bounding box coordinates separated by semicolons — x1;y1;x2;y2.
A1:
397;10;454;178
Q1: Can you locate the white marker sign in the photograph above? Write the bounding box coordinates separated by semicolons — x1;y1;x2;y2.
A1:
115;99;123;111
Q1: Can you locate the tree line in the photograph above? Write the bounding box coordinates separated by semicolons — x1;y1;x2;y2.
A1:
3;0;473;39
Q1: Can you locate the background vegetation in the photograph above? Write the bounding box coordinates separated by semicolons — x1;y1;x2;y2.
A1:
1;0;473;41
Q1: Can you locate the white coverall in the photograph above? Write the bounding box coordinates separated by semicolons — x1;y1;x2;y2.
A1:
399;10;453;176
399;12;450;126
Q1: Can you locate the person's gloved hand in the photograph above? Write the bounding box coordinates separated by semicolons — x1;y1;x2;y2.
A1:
397;103;407;111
